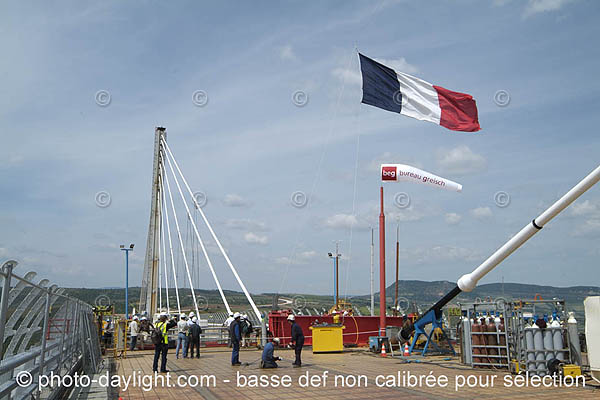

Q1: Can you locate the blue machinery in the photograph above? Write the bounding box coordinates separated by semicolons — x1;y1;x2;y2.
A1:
407;287;460;356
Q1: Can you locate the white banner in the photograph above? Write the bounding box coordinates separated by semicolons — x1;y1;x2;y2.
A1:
381;163;462;192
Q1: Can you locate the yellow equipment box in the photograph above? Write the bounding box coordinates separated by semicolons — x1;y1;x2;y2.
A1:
562;364;582;377
309;324;345;353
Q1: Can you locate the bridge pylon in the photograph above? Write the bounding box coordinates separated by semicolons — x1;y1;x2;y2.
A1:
139;127;166;316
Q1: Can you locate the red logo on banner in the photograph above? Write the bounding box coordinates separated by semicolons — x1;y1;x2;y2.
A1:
381;166;397;181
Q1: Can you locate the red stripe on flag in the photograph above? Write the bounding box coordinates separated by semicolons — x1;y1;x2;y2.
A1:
433;85;480;132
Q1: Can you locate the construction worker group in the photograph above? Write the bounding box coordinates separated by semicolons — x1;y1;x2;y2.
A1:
128;311;304;372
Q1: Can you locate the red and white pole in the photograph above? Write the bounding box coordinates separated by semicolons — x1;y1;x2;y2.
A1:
379;186;386;336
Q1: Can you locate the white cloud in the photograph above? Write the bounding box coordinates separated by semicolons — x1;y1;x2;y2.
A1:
570;200;600;236
323;213;371;230
332;57;418;86
570;199;600;217
0;155;24;170
572;220;600;237
523;0;573;18
275;250;317;265
436;145;487;175
471;206;493;219
445;213;462;225
375;57;419;75
244;232;268;245
223;194;250;207
331;67;362;86
367;152;423;172
279;44;296;61
226;218;268;231
387;207;427;223
324;214;359;230
402;245;482;264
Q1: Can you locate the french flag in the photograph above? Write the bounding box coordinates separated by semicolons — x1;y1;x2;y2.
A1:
359;53;480;132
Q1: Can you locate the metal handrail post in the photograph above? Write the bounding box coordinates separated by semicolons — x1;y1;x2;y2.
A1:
0;260;16;358
37;291;52;399
69;302;79;365
57;300;69;372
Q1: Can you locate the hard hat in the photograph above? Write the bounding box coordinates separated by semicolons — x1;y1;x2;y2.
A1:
273;337;280;344
234;312;241;319
180;313;187;318
287;315;295;321
229;313;234;317
189;311;195;317
242;314;248;319
133;316;139;320
159;312;167;317
332;311;337;314
141;316;147;320
192;317;197;323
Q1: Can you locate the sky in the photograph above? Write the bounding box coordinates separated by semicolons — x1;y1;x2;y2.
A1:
2;0;600;303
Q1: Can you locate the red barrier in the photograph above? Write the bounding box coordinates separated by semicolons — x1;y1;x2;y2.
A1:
268;310;404;346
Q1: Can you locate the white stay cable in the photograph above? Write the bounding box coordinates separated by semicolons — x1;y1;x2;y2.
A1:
162;149;232;315
158;216;162;312
161;139;261;321
160;165;182;315
162;157;200;318
160;180;171;314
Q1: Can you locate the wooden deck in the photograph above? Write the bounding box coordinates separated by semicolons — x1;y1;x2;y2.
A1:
105;347;600;399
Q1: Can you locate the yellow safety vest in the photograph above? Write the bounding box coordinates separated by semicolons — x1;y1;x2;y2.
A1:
156;321;168;344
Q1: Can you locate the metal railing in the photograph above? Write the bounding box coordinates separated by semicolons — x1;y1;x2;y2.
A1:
0;260;101;400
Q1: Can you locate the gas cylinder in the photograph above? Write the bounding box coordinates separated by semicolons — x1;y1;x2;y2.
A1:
525;324;536;372
498;317;507;364
460;316;472;364
479;318;489;366
487;318;498;365
550;317;564;361
533;318;547;376
471;318;482;367
543;324;555;362
567;312;582;366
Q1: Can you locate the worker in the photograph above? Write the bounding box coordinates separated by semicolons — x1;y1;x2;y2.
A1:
241;314;252;347
260;336;281;368
224;313;234;347
152;313;177;373
224;313;234;327
129;316;139;351
229;312;242;366
288;315;304;367
176;313;189;359
186;312;196;355
188;317;202;359
102;318;112;347
332;311;340;324
139;316;150;350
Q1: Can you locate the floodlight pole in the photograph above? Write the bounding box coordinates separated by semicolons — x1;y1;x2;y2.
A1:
121;246;134;319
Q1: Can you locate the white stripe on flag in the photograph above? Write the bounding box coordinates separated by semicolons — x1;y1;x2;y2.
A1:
396;71;441;125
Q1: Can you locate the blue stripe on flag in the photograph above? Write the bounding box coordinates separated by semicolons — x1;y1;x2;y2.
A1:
359;53;401;114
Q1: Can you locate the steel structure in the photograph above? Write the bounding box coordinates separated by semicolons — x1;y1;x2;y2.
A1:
138;127;262;322
0;260;101;400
